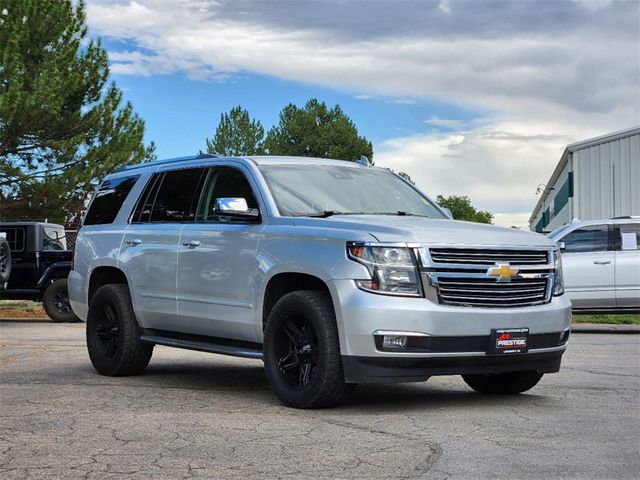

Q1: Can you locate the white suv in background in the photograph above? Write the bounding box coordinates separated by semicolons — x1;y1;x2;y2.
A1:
547;217;640;313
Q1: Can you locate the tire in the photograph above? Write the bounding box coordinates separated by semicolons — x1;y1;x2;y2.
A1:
42;279;79;323
462;371;544;394
86;284;153;376
0;238;11;286
263;290;356;408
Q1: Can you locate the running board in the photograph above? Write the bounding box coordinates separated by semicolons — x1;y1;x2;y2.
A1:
140;332;263;360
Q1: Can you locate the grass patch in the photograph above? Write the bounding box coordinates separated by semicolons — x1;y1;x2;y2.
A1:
572;314;640;325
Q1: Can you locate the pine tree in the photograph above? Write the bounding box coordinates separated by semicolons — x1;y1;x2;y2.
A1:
205;106;265;156
0;0;154;224
264;99;373;162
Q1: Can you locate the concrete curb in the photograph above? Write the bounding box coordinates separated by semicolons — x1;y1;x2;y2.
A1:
571;323;640;334
0;318;51;323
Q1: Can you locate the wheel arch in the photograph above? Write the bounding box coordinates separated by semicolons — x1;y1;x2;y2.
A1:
262;272;334;331
88;266;129;306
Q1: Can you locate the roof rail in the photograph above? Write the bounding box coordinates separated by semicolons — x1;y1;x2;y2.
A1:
115;153;218;173
611;216;640;219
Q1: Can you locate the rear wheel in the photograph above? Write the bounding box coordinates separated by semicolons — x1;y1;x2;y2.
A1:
42;279;79;322
264;290;355;408
462;371;543;394
86;284;153;376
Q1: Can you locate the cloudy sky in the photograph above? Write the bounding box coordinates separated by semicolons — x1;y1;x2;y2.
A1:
85;0;639;228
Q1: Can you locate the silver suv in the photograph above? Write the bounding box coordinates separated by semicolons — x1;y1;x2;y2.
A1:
69;155;571;408
547;218;640;313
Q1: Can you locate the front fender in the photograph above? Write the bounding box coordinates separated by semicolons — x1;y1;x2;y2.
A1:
36;261;72;288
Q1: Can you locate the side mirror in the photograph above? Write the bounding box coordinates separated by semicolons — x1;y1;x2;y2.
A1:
558;241;566;251
214;198;259;219
441;207;453;219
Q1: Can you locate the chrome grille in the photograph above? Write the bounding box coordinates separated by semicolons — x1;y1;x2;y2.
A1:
429;248;549;266
434;276;550;308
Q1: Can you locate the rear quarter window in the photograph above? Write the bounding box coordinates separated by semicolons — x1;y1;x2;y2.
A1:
84;175;140;225
615;224;640;251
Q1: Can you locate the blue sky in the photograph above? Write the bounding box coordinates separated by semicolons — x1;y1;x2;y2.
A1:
87;0;639;228
109;48;483;160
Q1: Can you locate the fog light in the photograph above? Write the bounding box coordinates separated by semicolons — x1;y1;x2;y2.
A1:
382;335;407;350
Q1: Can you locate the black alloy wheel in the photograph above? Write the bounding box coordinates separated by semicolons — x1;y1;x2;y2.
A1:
42;279;79;322
94;302;120;359
86;284;153;376
263;290;355;408
53;288;73;315
274;314;319;389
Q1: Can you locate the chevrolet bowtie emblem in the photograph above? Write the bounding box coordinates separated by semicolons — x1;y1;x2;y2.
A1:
487;263;519;282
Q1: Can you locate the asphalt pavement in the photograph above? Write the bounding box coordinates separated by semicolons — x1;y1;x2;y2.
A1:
1;320;639;479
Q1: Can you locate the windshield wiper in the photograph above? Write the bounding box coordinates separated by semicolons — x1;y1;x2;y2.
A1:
369;211;428;217
302;210;342;218
298;211;366;218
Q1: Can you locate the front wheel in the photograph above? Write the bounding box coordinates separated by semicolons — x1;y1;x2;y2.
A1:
263;290;356;408
462;371;543;394
42;279;79;322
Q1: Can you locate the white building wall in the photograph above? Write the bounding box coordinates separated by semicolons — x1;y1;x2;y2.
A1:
573;132;640;220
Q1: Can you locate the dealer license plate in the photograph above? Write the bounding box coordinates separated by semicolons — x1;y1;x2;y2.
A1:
489;328;529;354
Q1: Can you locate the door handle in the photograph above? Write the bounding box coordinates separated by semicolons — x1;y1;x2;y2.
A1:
182;240;201;248
126;238;142;246
593;260;611;265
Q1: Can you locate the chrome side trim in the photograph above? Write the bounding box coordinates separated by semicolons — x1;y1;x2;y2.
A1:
373;330;430;337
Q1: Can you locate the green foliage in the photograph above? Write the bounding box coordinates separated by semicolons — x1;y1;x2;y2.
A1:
264;99;373;161
436;195;493;224
572;314;640;325
205;106;265;156
0;0;154;224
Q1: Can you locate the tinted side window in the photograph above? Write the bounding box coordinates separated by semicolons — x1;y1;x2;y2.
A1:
615;224;640;251
84;175;140;225
0;227;26;252
42;226;67;250
198;167;259;222
562;225;610;253
131;173;163;223
150;168;206;222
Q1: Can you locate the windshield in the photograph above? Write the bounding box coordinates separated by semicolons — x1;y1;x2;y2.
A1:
259;165;446;218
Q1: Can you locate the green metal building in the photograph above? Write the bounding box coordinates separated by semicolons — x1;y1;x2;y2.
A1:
530;126;640;232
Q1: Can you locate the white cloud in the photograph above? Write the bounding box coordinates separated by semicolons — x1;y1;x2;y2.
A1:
492;212;532;229
375;123;576;219
393;98;417;105
426;116;466;128
85;0;639;229
438;0;452;15
86;1;638;121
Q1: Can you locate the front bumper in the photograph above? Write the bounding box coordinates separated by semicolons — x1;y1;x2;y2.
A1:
328;279;571;382
343;349;564;383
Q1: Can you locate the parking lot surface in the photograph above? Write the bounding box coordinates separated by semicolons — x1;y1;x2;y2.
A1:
1;320;639;479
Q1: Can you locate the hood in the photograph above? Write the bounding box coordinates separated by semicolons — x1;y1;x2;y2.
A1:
291;215;555;247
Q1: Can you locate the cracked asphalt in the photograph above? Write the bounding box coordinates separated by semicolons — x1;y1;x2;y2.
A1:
1;320;639;479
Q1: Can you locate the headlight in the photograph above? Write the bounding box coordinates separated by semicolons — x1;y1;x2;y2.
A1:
347;243;422;296
553;248;564;296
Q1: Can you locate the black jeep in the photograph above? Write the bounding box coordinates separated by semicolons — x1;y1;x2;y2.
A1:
0;222;78;322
